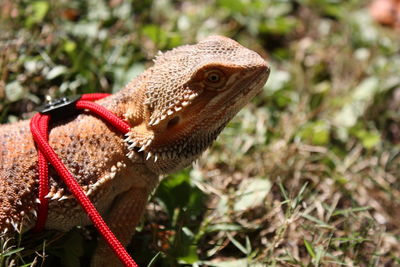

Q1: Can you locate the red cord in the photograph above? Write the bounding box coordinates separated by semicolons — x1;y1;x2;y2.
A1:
30;93;138;267
32;114;50;232
75;101;130;134
80;93;112;102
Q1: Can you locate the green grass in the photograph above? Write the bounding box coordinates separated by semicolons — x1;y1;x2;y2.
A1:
1;0;400;266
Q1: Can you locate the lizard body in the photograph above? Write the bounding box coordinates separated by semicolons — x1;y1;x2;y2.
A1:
0;36;269;265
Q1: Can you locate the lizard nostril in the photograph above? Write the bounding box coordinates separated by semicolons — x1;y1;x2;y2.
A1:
167;116;180;128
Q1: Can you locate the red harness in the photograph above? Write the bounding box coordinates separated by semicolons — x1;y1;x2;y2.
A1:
30;93;138;267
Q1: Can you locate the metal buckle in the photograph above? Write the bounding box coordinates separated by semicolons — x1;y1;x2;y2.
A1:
38;95;82;118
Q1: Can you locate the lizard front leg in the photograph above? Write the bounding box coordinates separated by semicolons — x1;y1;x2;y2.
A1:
91;170;158;267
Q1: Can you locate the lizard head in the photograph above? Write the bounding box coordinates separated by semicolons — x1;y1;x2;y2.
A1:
125;36;270;174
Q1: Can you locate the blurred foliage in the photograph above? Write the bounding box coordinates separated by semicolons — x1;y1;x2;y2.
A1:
1;0;400;266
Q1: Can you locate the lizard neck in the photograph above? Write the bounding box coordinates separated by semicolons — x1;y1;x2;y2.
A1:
95;73;148;126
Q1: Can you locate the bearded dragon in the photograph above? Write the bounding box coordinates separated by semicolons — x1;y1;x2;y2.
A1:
0;36;270;266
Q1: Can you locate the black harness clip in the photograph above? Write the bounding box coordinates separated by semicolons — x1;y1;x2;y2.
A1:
38;95;82;119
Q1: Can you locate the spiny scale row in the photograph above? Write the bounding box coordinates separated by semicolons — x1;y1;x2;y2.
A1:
124;133;182;162
1;207;36;234
146;90;200;126
43;161;126;201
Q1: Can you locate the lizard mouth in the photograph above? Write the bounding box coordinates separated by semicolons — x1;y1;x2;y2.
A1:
228;67;269;103
210;66;270;122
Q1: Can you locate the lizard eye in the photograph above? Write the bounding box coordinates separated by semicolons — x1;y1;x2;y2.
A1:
207;72;220;82
204;69;227;89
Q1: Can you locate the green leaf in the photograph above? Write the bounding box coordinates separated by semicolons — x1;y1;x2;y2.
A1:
142;25;168;48
202;258;255;267
5;81;25;102
332;206;372;217
206;223;243;233
1;247;24;257
333;77;379;135
26;1;49;27
361;132;380;149
156;170;205;218
113;63;145;93
64;40;77;54
266;69;291;93
321;3;343;18
227;234;249;255
147;251;161;267
259;17;297;35
217;0;246;13
177;245;199;264
234;178;271;212
279;182;289;202
46;66;68;80
352;128;381;149
297;120;330;146
304;239;316;259
315;245;325;266
301;214;335;229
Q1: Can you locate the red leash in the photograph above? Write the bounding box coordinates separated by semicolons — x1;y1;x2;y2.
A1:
30;93;138;267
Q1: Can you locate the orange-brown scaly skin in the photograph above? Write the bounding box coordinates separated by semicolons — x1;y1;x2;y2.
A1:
0;36;270;266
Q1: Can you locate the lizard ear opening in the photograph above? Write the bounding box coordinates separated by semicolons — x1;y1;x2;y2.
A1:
167;116;180;129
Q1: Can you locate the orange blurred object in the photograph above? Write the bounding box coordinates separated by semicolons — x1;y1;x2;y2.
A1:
370;0;400;29
61;8;80;22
